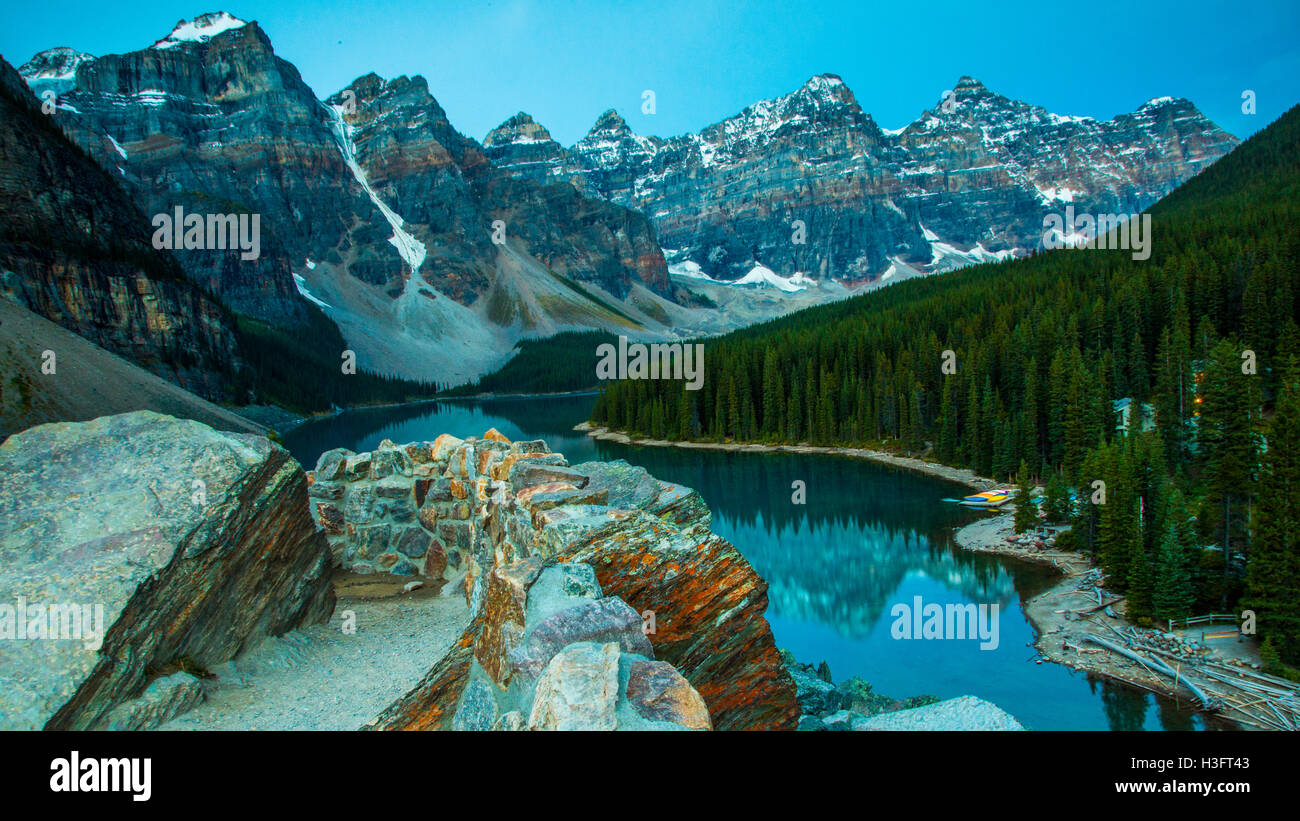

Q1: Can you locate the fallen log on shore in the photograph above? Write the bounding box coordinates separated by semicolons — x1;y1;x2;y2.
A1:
1084;635;1218;710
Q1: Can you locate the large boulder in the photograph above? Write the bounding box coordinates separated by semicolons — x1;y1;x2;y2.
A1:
0;411;335;730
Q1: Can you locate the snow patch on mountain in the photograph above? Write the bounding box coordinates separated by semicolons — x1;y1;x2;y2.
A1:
733;264;812;292
325;102;427;277
153;12;247;49
18;47;93;80
292;273;333;309
18;47;95;98
668;259;716;281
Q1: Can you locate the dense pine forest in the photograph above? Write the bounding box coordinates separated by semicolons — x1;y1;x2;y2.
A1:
234;302;441;414
441;331;614;396
591;105;1300;671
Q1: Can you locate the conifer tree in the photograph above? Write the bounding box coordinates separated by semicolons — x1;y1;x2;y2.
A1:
1043;472;1070;524
1245;356;1300;663
1198;337;1261;603
1013;460;1037;534
1153;524;1195;626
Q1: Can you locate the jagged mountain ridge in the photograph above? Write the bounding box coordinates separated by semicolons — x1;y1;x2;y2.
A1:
484;73;1239;284
15;13;1240;386
18;13;681;385
0;55;243;402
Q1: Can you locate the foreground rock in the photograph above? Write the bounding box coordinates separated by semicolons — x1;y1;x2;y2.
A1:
783;652;950;731
845;695;1025;731
323;430;798;730
372;561;711;731
0;412;335;730
93;672;204;731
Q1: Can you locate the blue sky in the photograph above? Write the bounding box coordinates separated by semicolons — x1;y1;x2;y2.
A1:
2;0;1296;144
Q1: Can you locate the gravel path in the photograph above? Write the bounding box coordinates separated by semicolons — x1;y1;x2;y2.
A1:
160;590;468;731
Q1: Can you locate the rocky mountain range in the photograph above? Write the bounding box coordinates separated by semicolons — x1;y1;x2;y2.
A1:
484;74;1239;285
12;12;1238;387
16;13;684;385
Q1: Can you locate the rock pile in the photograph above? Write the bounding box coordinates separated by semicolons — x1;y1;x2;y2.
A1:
374;561;711;731
320;429;800;730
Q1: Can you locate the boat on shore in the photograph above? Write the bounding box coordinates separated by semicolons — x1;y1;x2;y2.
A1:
948;490;1011;508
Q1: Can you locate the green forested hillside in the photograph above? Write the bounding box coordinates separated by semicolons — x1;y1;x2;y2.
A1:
233;303;440;414
441;331;615;396
591;105;1300;667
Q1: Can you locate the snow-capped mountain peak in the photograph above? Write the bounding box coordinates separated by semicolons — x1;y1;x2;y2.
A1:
486;72;1237;290
18;46;94;80
18;47;95;97
587;109;634;137
152;12;248;50
483;111;556;146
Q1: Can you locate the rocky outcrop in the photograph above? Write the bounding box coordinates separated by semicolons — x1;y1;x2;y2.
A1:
0;411;335;730
321;429;798;730
0;55;243;401
373;560;710;731
485;74;1238;284
305;431;565;578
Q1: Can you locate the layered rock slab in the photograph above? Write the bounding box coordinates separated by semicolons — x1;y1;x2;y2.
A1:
0;411;335;730
371;561;710;731
351;432;798;731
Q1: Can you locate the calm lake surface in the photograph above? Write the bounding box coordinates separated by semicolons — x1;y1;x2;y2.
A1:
284;393;1223;730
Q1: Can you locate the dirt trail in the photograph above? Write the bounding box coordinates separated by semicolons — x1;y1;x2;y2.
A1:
160;580;469;731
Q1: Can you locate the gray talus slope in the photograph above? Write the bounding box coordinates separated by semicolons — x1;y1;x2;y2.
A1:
0;297;262;438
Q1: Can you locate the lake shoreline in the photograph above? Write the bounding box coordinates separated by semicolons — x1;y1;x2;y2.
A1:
271;391;603;434
954;512;1251;729
577;422;1251;728
575;422;1001;492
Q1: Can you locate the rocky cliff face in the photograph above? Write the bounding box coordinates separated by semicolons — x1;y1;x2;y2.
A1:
0;56;243;401
484;74;1239;284
312;429;799;730
0;411;335;730
23;17;337;324
19;14;678;385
